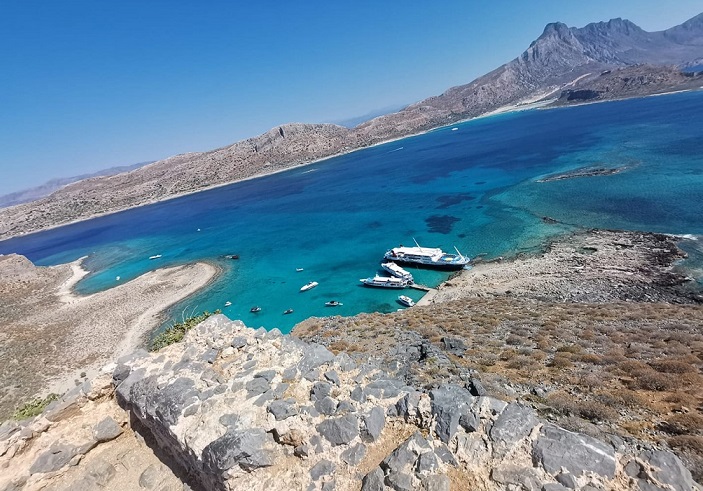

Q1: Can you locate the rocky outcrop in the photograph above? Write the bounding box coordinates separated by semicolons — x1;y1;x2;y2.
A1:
553;64;703;106
3;314;698;490
2;13;703;239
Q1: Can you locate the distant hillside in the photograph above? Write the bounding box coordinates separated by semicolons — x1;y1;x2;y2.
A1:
1;12;702;240
332;104;408;128
0;161;153;209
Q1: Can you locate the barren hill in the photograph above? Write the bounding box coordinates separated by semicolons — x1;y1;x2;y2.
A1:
1;13;702;240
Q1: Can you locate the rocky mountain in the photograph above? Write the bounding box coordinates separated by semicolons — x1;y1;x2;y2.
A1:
0;13;702;240
0;162;152;209
1;315;699;490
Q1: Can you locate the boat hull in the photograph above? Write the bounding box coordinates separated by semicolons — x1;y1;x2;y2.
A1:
383;257;468;271
361;282;407;289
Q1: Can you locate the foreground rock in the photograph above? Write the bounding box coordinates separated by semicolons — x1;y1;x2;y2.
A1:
2;314;699;490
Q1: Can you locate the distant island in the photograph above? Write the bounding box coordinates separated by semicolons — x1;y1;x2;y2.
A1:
0;14;702;240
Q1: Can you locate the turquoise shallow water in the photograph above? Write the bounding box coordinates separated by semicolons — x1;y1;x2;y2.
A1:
1;91;702;333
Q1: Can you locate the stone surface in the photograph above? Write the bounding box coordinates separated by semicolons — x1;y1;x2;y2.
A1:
429;385;476;443
490;402;538;457
268;399;298;421
93;417;123;443
340;443;367;466
361;467;385;491
316;415;359;446
361;407;385;443
30;443;78;474
202;428;276;473
637;449;699;491
138;463;162;488
310;459;336;481
532;423;616;479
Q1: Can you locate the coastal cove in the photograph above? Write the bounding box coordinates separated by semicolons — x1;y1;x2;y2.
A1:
1;91;703;333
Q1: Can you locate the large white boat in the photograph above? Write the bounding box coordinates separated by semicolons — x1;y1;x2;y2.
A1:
381;262;414;282
360;275;410;289
300;281;318;292
383;240;469;271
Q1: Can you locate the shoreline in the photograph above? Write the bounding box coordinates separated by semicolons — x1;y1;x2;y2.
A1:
0;255;221;417
421;228;702;306
2;88;700;243
46;258;223;398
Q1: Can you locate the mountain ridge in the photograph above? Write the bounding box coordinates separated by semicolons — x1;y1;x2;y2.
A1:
1;12;702;240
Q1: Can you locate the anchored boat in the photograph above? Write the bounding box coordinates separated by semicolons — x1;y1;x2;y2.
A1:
381;262;414;282
360;275;411;289
398;295;415;307
300;281;318;292
384;239;469;271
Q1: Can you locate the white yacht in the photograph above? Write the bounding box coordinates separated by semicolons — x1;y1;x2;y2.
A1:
300;281;318;292
398;295;415;307
381;262;414;282
360;275;410;289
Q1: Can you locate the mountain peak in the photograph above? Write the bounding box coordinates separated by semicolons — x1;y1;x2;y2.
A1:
539;21;571;38
580;17;644;36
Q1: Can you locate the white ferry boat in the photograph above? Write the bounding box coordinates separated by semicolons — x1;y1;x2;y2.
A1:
398;295;415;307
381;262;414;282
360;275;410;289
383;240;469;271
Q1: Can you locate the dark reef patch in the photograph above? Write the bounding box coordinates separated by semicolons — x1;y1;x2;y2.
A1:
425;215;460;234
435;194;475;209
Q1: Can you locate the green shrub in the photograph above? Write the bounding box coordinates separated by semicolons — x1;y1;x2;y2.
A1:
13;393;60;420
150;310;220;351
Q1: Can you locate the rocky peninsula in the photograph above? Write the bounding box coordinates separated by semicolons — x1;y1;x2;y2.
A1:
0;254;218;420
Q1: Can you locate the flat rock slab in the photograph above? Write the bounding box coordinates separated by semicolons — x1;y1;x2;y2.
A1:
202;428;276;473
533;423;616;479
490;402;538;457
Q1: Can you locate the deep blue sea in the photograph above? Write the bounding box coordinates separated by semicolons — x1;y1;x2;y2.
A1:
2;91;702;334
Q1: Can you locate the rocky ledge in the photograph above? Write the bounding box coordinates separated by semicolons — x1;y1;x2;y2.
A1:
2;314;699;491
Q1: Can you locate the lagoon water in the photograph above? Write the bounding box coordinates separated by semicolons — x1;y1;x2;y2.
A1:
1;91;702;334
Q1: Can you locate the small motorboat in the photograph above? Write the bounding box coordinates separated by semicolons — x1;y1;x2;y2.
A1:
398;295;415;307
300;281;318;292
149;254;162;260
296;268;304;272
283;309;294;315
115;276;121;281
325;300;343;307
224;254;240;260
224;301;232;307
250;306;261;313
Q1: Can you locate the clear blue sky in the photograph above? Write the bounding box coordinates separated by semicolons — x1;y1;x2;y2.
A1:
1;1;701;195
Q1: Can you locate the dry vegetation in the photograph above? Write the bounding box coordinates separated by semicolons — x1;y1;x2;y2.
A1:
295;297;703;480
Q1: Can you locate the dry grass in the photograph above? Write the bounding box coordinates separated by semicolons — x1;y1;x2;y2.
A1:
294;295;703;475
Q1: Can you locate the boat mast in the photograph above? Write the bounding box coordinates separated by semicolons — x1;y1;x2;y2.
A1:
412;237;424;252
